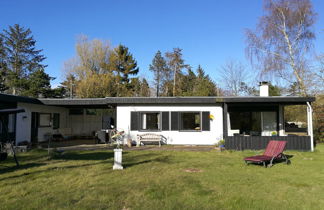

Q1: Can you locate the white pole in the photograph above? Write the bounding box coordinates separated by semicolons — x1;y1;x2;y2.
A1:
306;102;314;152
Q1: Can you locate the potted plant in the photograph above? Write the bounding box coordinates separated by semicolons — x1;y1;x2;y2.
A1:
218;139;225;150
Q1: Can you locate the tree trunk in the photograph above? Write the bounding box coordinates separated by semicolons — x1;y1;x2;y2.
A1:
173;69;176;96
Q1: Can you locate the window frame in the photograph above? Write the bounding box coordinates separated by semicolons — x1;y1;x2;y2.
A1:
139;111;162;132
179;111;202;132
39;113;51;127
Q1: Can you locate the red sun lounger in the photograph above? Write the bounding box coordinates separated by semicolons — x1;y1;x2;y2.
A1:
244;140;290;167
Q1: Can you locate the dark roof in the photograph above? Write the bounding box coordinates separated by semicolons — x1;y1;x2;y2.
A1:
0;93;315;107
39;96;315;106
0;108;25;114
0;93;42;104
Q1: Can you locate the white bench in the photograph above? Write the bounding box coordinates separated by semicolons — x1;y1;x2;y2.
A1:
137;133;163;147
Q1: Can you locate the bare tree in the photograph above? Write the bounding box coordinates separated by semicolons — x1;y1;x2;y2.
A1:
246;0;316;96
220;60;252;96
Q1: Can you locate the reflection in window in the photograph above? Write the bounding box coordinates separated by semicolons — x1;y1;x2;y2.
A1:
180;112;201;130
141;113;160;130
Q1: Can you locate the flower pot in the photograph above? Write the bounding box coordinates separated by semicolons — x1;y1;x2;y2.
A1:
113;148;123;170
219;144;225;151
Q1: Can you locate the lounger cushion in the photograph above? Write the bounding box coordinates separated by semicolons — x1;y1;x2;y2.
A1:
244;155;272;162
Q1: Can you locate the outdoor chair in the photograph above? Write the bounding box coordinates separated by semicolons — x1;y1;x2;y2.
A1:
244;140;290;167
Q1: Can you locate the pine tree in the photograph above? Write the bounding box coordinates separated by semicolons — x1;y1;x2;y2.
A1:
110;45;139;85
193;65;219;96
1;24;47;95
0;36;8;92
149;51;169;97
21;69;53;97
179;68;196;96
140;78;150;97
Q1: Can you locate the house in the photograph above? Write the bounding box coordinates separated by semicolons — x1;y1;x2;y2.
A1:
0;83;316;151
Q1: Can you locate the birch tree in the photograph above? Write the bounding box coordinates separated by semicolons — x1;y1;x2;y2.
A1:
246;0;316;96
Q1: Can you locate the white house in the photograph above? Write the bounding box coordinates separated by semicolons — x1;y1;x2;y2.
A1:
0;84;316;151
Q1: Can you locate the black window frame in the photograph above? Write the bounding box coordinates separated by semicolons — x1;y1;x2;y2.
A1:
179;111;202;132
139;111;162;132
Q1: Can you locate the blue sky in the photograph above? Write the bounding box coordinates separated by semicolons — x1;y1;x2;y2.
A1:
1;0;324;87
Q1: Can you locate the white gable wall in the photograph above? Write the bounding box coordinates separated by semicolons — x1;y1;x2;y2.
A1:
16;103;69;144
117;105;223;145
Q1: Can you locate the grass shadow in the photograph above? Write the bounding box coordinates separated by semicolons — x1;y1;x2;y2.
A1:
0;161;106;182
123;155;171;168
0;162;46;175
52;150;117;161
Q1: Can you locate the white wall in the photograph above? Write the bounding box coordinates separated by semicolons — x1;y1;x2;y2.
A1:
117;105;223;145
16;103;69;144
16;103;105;143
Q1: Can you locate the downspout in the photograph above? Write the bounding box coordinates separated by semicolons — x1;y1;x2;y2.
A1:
306;102;314;152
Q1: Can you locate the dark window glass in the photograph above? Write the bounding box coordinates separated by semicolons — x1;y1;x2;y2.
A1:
69;108;84;115
229;112;262;135
141;113;160;130
53;113;60;129
180;112;201;130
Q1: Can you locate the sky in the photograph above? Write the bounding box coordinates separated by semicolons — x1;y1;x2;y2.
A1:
1;0;324;88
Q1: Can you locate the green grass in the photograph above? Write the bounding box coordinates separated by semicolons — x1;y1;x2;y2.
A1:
1;145;324;210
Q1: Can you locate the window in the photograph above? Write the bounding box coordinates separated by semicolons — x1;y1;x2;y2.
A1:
180;112;201;131
86;109;97;115
130;111;210;132
39;113;51;127
69;108;83;115
8;114;16;132
53;113;60;129
140;112;160;130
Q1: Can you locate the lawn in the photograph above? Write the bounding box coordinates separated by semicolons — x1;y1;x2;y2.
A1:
1;145;324;210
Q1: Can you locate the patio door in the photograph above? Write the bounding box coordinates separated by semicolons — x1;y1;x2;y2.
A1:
261;112;277;136
31;112;39;144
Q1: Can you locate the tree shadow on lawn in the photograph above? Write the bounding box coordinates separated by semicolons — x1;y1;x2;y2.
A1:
123;154;172;168
0;161;106;182
0;150;116;179
53;150;117;161
0;162;46;175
